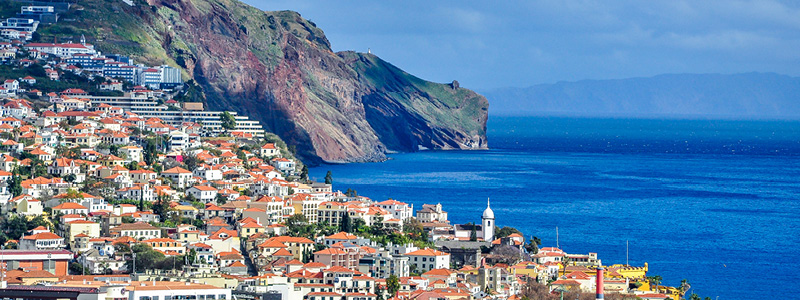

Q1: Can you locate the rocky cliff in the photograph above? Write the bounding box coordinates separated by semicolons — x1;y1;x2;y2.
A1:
46;0;488;163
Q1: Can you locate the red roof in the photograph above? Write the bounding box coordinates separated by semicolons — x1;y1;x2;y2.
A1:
22;232;62;240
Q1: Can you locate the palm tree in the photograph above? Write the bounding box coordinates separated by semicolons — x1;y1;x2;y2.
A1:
678;279;691;298
647;275;663;293
560;256;572;277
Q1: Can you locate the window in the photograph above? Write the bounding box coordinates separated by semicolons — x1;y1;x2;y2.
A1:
43;260;56;273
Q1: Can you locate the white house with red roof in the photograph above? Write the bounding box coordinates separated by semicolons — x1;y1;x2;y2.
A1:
14;195;42;216
20;230;64;250
260;143;279;157
375;199;414;220
3;79;19;91
99;80;123;91
20;76;35;85
270;157;296;175
187;185;219;203
321;232;360;247
404;248;451;273
161;166;193;188
52;201;89;215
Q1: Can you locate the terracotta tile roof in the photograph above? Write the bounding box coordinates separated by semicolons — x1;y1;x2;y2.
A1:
325;232;358;240
53;202;88;210
405;248;449;256
22;232;62;240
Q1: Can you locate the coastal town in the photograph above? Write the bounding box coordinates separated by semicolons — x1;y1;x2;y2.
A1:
0;2;705;300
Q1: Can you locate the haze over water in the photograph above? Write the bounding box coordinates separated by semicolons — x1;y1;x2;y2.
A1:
311;116;800;300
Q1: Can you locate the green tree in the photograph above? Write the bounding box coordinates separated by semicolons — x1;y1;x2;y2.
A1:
689;294;701;300
125;244;165;273
62;189;84;203
143;138;158;165
7;175;22;197
69;262;88;275
386;275;400;297
286;214;314;237
187;248;198;265
183;152;199;171
495;226;522;239
324;171;332;184
352;218;367;233
64;173;77;183
152;196;171;221
525;236;542;254
215;193;228;205
340;213;352;233
220;111;236;131
299;165;308;181
469;223;477;241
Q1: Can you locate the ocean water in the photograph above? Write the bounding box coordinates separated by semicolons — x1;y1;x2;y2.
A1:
309;116;800;299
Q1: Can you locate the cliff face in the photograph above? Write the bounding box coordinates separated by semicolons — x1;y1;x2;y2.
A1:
59;0;488;163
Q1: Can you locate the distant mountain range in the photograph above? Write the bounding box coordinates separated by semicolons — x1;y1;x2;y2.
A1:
482;73;800;118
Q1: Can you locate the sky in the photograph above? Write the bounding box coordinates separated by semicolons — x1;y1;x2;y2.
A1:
243;0;800;90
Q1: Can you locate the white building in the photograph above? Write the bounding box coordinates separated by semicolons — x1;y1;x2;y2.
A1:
19;231;65;250
0;18;39;32
162;166;193;188
118;145;143;163
126;281;231;300
25;41;96;58
404;248;451;273
375;199;413;220
187;185;219;203
169;130;189;150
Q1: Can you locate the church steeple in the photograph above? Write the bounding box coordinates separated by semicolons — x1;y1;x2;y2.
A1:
482;197;495;241
482;198;494;219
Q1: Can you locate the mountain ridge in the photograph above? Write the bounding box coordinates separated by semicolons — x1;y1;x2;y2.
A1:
483;72;800;118
33;0;488;164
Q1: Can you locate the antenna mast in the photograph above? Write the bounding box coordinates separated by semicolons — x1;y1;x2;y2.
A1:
556;226;559;249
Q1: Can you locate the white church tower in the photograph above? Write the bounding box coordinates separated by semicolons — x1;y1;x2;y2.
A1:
482;198;495;241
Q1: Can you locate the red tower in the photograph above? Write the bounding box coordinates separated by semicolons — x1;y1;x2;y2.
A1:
596;267;605;300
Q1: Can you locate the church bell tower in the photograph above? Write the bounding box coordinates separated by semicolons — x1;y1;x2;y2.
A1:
482;198;495;241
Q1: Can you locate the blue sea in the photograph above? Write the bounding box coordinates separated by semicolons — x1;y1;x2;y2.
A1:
310;116;800;300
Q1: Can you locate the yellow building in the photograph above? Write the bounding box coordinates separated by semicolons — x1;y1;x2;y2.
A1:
607;263;648;279
173;205;199;219
510;261;546;278
238;222;264;239
66;220;100;242
258;236;315;261
290;195;322;223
